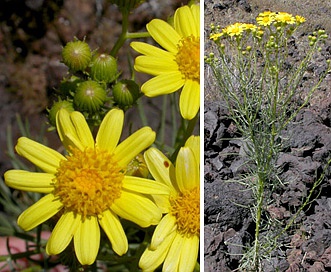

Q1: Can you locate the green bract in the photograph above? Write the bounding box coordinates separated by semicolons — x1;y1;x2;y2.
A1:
74;80;107;113
112;79;140;110
90;54;118;83
62;40;92;72
48;100;75;126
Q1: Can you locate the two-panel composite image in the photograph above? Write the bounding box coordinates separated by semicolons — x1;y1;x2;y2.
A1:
0;0;331;271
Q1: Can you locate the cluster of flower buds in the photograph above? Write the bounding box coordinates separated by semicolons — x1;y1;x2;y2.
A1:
48;38;141;128
308;29;328;48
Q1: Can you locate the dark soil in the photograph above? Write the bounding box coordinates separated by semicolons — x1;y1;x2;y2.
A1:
204;1;331;271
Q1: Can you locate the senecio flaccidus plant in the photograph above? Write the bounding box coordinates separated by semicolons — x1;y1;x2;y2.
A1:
206;11;330;271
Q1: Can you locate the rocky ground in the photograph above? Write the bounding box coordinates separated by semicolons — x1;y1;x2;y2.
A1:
204;0;331;271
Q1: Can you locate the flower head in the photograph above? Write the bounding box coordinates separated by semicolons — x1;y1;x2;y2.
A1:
209;32;223;41
4;108;169;265
295;15;306;24
131;4;200;120
223;22;245;36
274;12;295;25
242;23;258;32
256;11;276;26
139;136;200;272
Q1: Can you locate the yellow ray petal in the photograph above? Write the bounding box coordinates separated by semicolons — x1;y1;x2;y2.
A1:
15;137;65;174
96;108;124;153
144;147;175;190
163;233;184;272
190;4;200;35
184;135;200;165
175;5;198;37
150;214;176;250
57;110;93;152
179;80;200;120
60;132;85;152
4;170;55;193
56;109;78;151
70;111;94;148
74;216;100;265
122;176;170;195
175;147;199;192
46;211;80;255
18;194;63;231
152;195;171;214
139;231;176;272
112;190;161;228
147;19;181;53
113;127;155;168
99;209;128;256
131;42;173;58
141;72;185;97
178;235;199;272
134;55;177;76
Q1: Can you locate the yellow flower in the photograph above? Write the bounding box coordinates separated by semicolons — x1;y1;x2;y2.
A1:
223;22;245;36
139;136;200;272
274;12;295;24
256;11;276;26
131;4;200;120
209;32;223;41
242;23;258;32
4;108;169;265
295;15;306;24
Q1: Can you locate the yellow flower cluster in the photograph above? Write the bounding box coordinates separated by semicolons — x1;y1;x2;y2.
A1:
210;11;306;42
210;22;257;40
256;11;305;26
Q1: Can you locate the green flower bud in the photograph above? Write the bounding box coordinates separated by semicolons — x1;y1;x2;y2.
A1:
58;75;83;97
74;80;107;113
112;79;140;110
110;0;144;11
318;29;326;35
48;100;75;126
90;54;118;83
126;154;149;178
62;39;92;72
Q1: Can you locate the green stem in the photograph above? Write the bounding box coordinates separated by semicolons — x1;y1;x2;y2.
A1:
126;31;150;39
110;9;150;57
171;93;178;147
158;95;168;147
170;113;198;162
111;9;129;57
137;98;148;126
253;173;265;271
